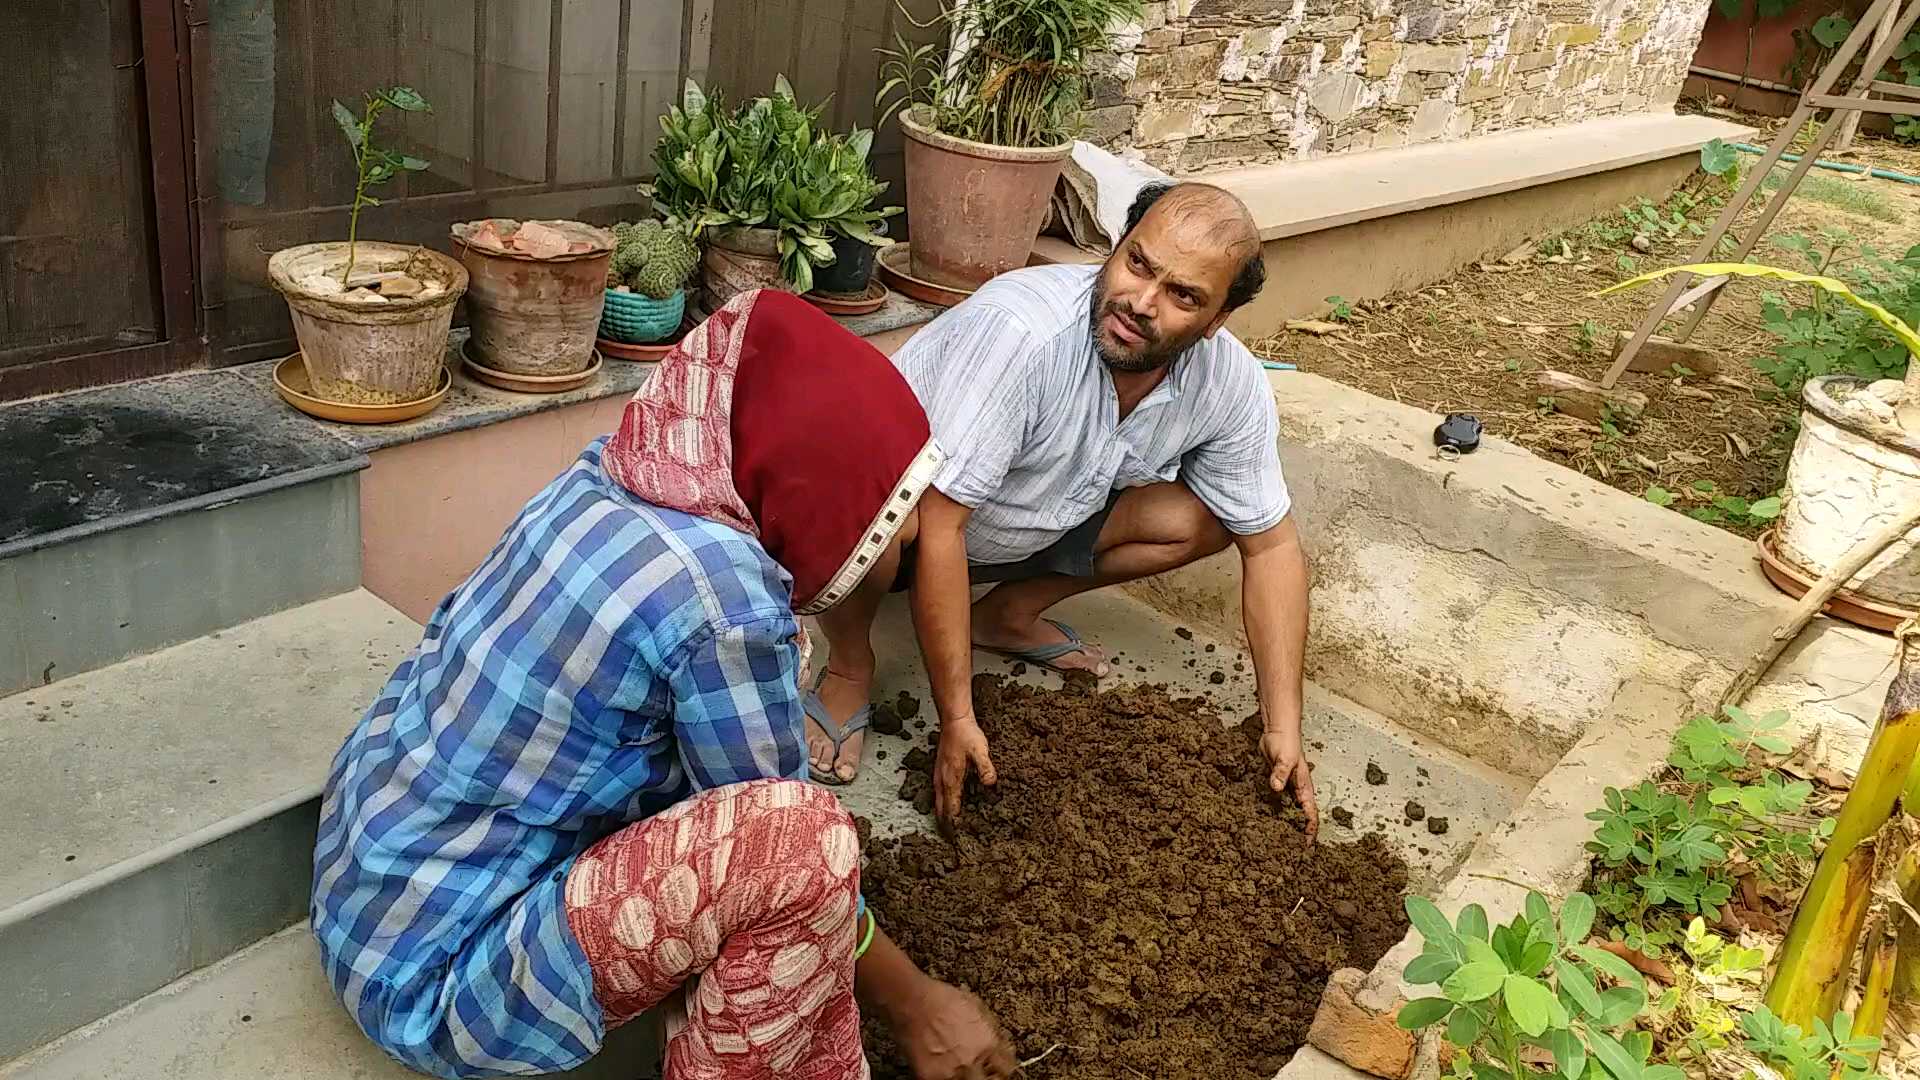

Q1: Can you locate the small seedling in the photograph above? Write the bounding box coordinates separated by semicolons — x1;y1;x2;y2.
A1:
1325;294;1354;322
1740;1006;1882;1080
332;87;432;284
1575;320;1606;353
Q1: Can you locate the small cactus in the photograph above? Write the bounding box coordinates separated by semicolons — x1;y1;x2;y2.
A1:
609;219;697;300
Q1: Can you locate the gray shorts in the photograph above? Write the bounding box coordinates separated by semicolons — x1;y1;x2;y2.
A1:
892;491;1119;591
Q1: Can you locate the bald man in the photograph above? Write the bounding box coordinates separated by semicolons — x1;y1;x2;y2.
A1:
808;182;1317;836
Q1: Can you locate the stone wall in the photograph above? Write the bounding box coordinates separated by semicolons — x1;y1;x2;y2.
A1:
1083;0;1713;173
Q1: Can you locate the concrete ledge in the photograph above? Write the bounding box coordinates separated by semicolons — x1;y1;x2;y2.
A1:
1129;371;1799;779
1209;113;1753;244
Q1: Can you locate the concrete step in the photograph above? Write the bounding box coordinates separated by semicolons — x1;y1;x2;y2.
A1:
0;372;367;698
0;590;420;1063
0;926;660;1080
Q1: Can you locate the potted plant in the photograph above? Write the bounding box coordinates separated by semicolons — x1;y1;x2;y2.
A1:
650;78;895;303
602;220;700;344
268;87;467;407
790;128;901;297
1606;261;1920;614
877;0;1140;291
650;79;812;306
450;217;617;378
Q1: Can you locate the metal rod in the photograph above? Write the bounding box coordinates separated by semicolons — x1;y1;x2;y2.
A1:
472;0;489;189
1808;93;1920;117
545;0;564;183
613;0;633;174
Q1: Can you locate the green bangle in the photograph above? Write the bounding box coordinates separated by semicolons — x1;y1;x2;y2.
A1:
855;910;877;960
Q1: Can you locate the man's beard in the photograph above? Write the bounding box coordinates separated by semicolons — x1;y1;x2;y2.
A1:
1087;282;1200;373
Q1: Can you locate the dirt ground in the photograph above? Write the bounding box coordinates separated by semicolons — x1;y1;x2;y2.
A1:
860;676;1410;1079
1252;110;1920;537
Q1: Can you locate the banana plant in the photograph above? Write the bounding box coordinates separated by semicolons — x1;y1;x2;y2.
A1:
1599;262;1919;427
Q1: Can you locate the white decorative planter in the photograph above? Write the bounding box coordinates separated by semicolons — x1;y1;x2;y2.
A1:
1775;376;1920;609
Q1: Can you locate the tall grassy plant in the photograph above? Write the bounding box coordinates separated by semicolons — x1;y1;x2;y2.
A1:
877;0;1142;149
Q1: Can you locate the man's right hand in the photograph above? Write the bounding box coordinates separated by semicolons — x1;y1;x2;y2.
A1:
934;715;996;824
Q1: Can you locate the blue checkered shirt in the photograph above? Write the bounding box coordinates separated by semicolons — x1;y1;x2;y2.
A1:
311;437;810;1078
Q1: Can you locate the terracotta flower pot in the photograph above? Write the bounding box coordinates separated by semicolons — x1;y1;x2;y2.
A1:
703;226;790;310
268;241;467;405
900;108;1070;291
452;219;615;377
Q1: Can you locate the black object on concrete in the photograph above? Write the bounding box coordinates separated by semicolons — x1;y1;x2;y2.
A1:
1433;412;1483;454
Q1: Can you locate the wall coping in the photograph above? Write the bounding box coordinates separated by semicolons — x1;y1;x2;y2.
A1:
1207;113;1755;242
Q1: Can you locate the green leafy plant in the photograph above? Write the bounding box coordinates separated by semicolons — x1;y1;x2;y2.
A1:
1576;320;1606;353
1750;233;1920;392
1641;482;1782;529
1326;295;1354;321
1397;893;1674;1080
1740;1006;1883;1080
609;220;700;299
875;0;1142;148
1699;138;1740;183
1643;918;1766;1064
649;78;899;292
330;87;431;284
1585;707;1825;953
771;127;902;291
1600;251;1920;397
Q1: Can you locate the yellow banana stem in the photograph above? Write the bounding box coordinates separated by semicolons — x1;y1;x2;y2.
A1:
1855;917;1896;1071
1905;751;1920;819
1767;627;1920;1028
1894;844;1920;1002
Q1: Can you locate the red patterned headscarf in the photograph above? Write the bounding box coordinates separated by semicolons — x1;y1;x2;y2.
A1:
602;289;943;614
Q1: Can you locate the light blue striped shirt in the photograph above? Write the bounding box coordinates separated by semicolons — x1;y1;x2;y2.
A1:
891;264;1291;565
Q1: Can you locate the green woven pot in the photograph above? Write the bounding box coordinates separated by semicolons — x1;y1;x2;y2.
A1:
601;287;686;344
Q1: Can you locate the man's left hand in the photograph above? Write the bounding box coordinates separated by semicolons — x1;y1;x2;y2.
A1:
1259;728;1318;843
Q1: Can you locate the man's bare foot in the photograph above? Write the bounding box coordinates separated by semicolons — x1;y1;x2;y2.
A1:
969;606;1110;677
806;666;870;783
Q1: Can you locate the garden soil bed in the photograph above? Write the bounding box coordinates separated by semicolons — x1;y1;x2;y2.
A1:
860;676;1411;1079
1253;117;1920;540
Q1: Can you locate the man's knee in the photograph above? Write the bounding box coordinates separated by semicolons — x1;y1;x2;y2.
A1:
1171;486;1232;561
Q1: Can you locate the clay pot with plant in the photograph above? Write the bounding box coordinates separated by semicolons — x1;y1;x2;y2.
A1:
649;77;896;305
268;87;467;406
876;0;1141;291
793;127;900;297
451;218;617;377
1608;261;1920;616
601;220;701;344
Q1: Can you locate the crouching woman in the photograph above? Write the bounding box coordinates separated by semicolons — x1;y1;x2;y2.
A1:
311;290;1012;1080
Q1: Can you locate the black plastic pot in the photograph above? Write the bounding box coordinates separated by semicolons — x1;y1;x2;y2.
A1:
813;230;882;296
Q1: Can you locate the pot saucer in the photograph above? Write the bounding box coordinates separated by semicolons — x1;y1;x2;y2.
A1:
805;280;890;316
877;243;975;308
273;353;450;423
461;341;603;394
1756;528;1915;633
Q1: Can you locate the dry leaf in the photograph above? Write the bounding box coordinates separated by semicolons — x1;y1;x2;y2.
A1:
1596;940;1678;983
1669;451;1708;465
1674;386;1716;401
1727;431;1753;458
1519;291;1539;303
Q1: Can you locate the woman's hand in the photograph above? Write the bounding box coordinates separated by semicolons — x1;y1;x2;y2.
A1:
890;977;1015;1080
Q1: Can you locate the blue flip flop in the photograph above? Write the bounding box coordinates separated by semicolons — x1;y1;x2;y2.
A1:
973;618;1105;677
803;691;871;786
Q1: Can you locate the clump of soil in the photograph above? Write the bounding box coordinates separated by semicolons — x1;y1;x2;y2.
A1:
1404;800;1426;822
861;676;1411;1078
1365;762;1388;786
1427;817;1450;836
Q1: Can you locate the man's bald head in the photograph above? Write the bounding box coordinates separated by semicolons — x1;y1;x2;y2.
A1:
1122;182;1265;312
